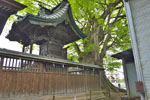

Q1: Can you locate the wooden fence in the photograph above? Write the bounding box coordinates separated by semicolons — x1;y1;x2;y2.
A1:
0;71;100;97
0;49;102;97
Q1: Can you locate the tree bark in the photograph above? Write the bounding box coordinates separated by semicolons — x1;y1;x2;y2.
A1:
71;0;126;93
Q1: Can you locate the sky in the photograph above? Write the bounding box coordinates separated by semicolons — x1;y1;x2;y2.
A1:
0;21;22;52
0;20;39;54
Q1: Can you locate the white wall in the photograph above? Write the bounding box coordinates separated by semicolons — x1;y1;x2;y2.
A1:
128;0;150;99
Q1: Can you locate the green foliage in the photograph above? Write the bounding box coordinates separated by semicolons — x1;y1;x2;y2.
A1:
67;43;79;62
67;0;131;72
103;55;122;71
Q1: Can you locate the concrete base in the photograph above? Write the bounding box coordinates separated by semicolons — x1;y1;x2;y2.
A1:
0;91;105;100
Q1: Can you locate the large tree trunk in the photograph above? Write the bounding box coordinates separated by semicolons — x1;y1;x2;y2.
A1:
75;21;124;93
70;0;127;93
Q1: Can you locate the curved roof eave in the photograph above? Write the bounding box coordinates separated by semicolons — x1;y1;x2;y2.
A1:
27;1;87;40
67;5;87;39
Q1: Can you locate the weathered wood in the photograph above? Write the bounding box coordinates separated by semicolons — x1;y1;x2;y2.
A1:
22;45;25;53
40;42;67;59
0;48;103;69
0;57;3;70
0;49;101;98
39;63;43;72
30;44;33;54
0;70;100;97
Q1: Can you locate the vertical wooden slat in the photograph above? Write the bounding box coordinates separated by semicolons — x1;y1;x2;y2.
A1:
0;70;2;97
43;73;46;95
52;73;55;95
0;63;101;98
4;58;8;70
0;57;3;70
32;72;36;95
22;72;26;95
30;72;34;96
24;72;27;96
45;73;49;95
21;72;24;96
27;72;30;96
15;59;18;71
48;73;51;94
66;66;68;93
2;70;7;97
16;71;20;96
11;59;14;70
36;73;39;95
6;72;10;97
11;72;15;96
39;63;43;72
33;72;37;95
8;58;11;70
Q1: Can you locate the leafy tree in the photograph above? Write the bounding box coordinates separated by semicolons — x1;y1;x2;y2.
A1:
13;0;131;91
68;0;131;91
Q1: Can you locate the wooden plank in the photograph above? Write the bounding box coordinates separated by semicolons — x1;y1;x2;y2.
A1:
5;71;11;97
0;57;3;70
32;72;36;95
0;70;2;96
43;73;47;95
0;69;101;98
14;59;17;70
46;73;49;95
36;73;40;95
11;59;14;70
2;70;7;97
34;72;37;95
48;73;52;94
18;72;23;96
8;58;11;70
27;72;31;96
15;71;20;96
4;58;8;69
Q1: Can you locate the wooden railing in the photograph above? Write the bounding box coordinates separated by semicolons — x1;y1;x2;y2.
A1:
0;48;103;97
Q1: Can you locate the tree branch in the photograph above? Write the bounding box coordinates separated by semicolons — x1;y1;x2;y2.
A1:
107;33;129;50
109;4;125;26
100;0;121;20
100;31;111;59
72;42;81;56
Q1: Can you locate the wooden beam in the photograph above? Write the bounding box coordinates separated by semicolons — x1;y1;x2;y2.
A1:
0;48;104;69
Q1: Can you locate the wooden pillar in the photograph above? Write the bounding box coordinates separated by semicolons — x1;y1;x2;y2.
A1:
22;45;25;53
30;44;33;54
39;63;43;72
66;66;69;93
84;67;88;91
21;45;25;69
99;69;101;89
0;57;4;71
89;90;92;100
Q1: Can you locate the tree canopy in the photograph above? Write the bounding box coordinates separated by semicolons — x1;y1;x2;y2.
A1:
12;0;131;72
